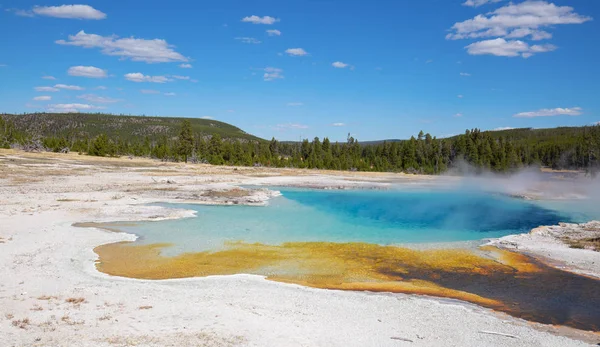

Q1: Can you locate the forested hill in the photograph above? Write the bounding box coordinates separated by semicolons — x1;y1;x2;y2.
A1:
1;112;599;175
0;112;261;143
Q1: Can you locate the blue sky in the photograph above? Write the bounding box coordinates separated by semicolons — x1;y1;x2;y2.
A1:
0;0;598;141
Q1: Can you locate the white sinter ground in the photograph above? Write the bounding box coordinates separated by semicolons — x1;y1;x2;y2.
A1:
0;151;598;346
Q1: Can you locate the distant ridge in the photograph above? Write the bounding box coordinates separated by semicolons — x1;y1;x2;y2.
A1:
0;112;264;142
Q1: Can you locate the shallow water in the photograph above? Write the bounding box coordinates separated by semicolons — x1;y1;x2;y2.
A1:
107;187;586;256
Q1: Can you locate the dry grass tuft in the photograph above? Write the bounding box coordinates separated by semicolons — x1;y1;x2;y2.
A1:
65;297;86;304
138;305;153;310
37;295;58;301
98;314;112;321
12;318;31;329
31;305;44;311
5;313;14;320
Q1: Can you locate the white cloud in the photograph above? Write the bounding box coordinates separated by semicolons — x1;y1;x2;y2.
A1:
179;63;193;68
42;75;56;80
191;79;199;83
0;64;7;67
35;86;59;92
492;127;515;131
448;1;591;41
463;0;502;7
140;89;160;94
201;116;214;119
125;73;172;83
68;65;107;78
466;38;556;58
332;61;349;68
77;94;121;103
55;84;85;90
56;30;189;63
235;37;261;44
457;94;464;98
454;113;464;117
275;123;309;130
425;59;434;64
266;29;281;36
287;102;303;107
594;122;600;126
460;72;471;76
16;5;106;20
164;92;176;96
263;67;284;81
331;123;346;127
449;1;591;57
94;86;107;90
241;15;279;25
285;48;309;56
171;75;190;80
47;103;105;113
514;107;583;118
33;96;52;101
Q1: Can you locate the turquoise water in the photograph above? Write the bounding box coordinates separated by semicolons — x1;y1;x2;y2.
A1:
108;187;597;256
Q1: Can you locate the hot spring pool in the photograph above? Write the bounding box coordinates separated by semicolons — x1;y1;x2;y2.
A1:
104;187;592;256
91;187;600;331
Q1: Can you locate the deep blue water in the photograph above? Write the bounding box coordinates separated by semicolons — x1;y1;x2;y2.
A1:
105;188;594;256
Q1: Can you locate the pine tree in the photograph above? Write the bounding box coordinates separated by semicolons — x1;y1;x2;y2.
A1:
178;120;194;163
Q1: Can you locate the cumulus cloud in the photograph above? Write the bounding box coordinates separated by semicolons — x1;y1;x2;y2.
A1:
55;84;85;90
140;89;160;94
16;5;106;20
77;94;121;103
460;72;471;76
56;31;189;63
463;0;502;7
171;75;190;80
332;61;350;68
241;15;279;25
47;103;105;113
42;75;56;80
457;94;464;98
179;63;193;68
331;123;346;127
448;1;591;57
266;29;281;36
125;73;172;83
285;48;309;56
235;37;261;44
448;1;591;41
263;67;284;81
454;113;464;117
287;102;303;106
68;65;107;78
466;38;556;58
33;96;52;101
35;86;60;92
514;107;583;118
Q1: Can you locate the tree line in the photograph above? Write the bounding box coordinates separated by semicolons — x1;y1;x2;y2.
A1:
1;116;599;175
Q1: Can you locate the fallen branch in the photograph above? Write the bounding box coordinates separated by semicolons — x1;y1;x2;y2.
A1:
390;336;413;342
478;331;518;339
